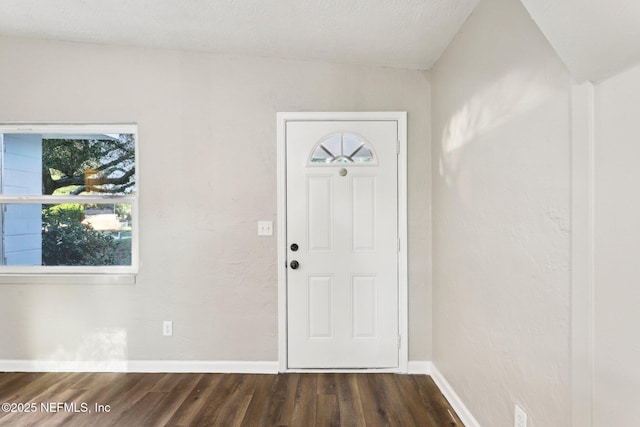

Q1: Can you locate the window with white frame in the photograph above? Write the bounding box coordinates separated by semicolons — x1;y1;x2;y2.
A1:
0;124;138;276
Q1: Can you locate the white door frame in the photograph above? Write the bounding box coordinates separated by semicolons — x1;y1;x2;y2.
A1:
276;112;408;373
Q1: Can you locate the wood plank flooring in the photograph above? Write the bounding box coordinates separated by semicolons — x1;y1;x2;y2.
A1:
0;372;463;426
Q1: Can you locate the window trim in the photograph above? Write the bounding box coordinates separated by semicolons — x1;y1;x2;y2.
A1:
0;123;139;279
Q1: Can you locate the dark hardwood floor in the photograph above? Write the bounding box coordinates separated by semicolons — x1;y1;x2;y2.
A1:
0;372;463;426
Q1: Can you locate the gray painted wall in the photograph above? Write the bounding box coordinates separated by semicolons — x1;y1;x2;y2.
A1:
431;0;572;425
0;36;431;363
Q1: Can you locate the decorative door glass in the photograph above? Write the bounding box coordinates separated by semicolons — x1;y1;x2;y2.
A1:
310;133;376;165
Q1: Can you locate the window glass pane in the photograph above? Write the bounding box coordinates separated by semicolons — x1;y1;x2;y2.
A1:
352;146;374;163
320;134;341;157
1;203;132;266
309;133;376;165
310;146;333;163
333;156;352;163
342;134;362;156
42;203;132;266
3;204;42;265
43;134;136;196
3;134;42;195
0;126;137;274
3;133;136;196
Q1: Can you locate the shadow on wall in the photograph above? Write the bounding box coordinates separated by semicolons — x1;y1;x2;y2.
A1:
438;67;557;184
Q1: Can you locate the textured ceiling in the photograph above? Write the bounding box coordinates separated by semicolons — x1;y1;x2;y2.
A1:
521;0;640;82
0;0;479;70
2;0;638;81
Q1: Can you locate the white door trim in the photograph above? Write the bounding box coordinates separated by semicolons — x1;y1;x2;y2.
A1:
276;112;408;373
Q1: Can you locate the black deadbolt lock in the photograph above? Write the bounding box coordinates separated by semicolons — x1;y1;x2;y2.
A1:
290;243;299;252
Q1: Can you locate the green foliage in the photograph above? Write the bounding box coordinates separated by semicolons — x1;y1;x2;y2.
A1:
42;140;102;180
41;204;117;266
115;203;132;221
38;133;135;265
42;134;135;195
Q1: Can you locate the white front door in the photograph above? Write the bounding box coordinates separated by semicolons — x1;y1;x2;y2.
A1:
285;120;399;369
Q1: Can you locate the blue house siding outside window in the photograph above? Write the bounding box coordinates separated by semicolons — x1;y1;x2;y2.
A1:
1;134;42;265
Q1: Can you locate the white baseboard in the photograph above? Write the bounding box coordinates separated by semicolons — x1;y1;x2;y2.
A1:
430;363;481;427
407;360;432;375
0;359;279;374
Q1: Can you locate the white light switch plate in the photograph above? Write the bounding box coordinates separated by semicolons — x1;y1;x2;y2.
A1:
258;221;273;236
163;320;173;336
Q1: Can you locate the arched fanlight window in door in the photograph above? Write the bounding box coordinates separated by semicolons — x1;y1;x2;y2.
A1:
309;133;376;165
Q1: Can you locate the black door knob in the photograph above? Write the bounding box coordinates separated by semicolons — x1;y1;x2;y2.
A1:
290;260;299;269
290;243;299;252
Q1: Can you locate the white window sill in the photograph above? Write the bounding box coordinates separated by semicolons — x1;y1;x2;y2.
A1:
0;274;136;285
